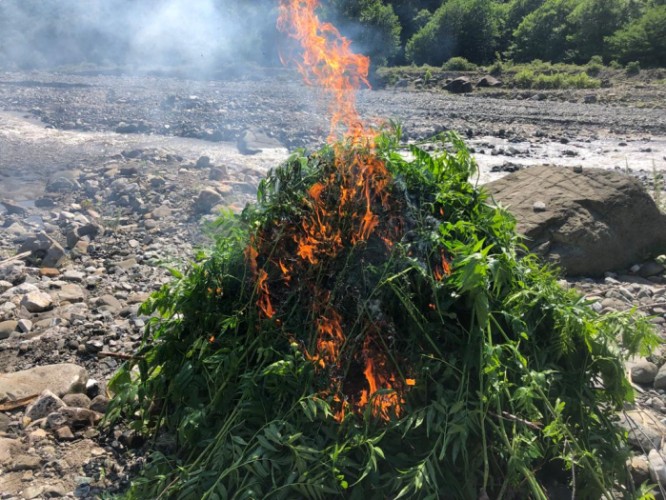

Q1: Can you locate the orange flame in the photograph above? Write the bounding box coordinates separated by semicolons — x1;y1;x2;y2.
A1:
278;0;371;142
256;269;275;319
357;334;406;421
243;0;415;422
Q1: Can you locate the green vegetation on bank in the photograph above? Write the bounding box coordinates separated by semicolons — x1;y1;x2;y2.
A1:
327;0;666;69
106;132;658;498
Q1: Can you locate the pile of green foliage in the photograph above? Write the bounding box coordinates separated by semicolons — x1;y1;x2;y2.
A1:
107;132;657;499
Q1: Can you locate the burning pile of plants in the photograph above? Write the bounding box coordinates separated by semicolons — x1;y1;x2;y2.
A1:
106;1;657;498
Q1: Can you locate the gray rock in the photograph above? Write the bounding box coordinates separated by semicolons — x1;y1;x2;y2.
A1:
444;77;474;94
18;232;66;268
62;270;85;282
152;205;172;219
487;166;666;276
209;166;228;181
621;410;666;451
477;75;502;88
89;395;109;414
7;454;41;471
193;188;223;215
0;260;26;284
0;280;12;293
1;199;27;216
631;360;659;385
53;407;103;428
46;176;80;193
237;129;283;155
654;364;666;390
51;283;85;303
0;413;11;432
630;455;650;485
17;318;32;333
25;390;66;421
533;201;547;212
96;294;122;312
0;320;18;339
649;449;666;487
0;363;88;400
639;261;665;278
0;437;21;465
55;426;75;441
5;222;31;242
21;291;54;312
196;155;211;168
63;393;92;408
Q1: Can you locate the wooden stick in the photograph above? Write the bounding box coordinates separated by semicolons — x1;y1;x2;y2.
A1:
0;251;31;267
490;411;543;431
0;394;38;411
98;351;144;361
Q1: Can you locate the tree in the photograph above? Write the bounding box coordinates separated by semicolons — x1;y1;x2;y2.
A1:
406;0;500;66
509;0;578;62
607;5;666;66
566;0;628;62
326;0;402;66
497;0;546;53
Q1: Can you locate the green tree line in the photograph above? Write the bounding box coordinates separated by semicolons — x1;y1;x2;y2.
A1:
326;0;666;67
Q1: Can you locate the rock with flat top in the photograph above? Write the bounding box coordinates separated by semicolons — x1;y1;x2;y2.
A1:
0;364;88;401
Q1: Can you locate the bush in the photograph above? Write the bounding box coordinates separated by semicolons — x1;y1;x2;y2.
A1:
512;68;601;89
626;60;641;76
585;55;604;76
609;60;623;70
442;56;477;71
107;133;656;499
514;67;537;87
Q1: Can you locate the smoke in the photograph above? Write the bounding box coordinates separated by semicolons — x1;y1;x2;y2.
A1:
0;0;282;73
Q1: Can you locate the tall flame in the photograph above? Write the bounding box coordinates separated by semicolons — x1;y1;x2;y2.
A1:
242;0;414;422
277;0;371;141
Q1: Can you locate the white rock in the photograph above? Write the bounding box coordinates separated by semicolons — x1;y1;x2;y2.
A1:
20;291;54;313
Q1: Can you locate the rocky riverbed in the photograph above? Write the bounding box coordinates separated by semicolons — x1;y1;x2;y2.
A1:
1;69;666;497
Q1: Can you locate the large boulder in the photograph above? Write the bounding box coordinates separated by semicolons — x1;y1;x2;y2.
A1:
477;75;502;88
443;77;474;94
487;166;666;276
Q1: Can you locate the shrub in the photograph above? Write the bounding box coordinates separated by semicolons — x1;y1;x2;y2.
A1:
568;71;601;88
442;56;477;71
585;55;604;76
512;68;600;89
107;132;656;499
609;60;623;70
514;68;536;87
626;60;641;76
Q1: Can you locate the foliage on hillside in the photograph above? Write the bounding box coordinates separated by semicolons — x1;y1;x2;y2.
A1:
107;132;658;499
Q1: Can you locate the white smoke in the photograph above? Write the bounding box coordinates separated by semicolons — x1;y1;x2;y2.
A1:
0;0;280;72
